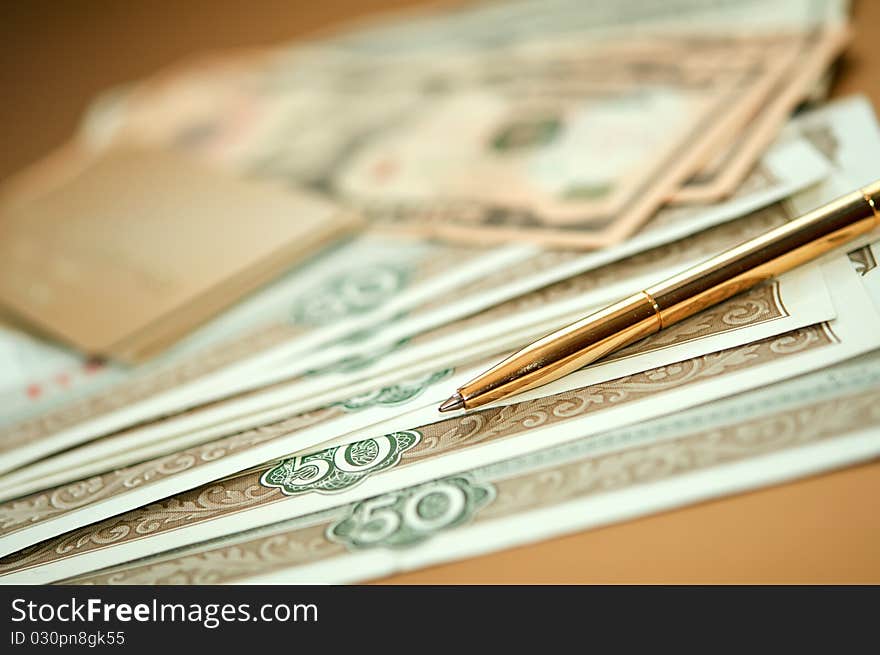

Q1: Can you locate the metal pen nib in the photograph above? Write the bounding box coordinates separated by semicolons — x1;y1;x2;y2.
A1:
438;392;465;412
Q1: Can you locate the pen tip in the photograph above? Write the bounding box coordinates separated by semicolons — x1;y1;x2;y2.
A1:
438;392;465;413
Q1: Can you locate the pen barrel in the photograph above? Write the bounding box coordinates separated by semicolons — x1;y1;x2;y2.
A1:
457;292;661;406
645;185;880;327
454;180;880;411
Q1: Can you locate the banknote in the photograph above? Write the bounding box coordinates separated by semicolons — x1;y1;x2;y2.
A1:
0;161;837;495
61;344;880;585
77;8;839;250
670;26;848;203
30;130;831;462
281;2;846;214
310;30;845;220
0;133;829;496
0;255;834;502
330;34;810;248
305;0;848;57
0;89;868;568
781;96;880;191
0;233;534;475
0;250;874;583
0;0;863;588
0;243;835;519
81;0;848;149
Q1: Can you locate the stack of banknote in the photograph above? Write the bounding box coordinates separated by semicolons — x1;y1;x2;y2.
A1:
1;0;879;584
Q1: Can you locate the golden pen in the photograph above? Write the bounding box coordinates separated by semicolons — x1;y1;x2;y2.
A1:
439;179;880;413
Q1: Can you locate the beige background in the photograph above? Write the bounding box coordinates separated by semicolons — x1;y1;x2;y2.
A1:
1;0;878;583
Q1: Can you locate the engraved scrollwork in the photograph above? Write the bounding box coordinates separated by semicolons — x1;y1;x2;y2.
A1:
0;405;339;536
60;369;880;586
721;296;773;326
414;208;790;344
0;477;285;572
409;325;832;464
768;327;822;354
0;323;301;452
67;523;342;585
481;388;880;528
0;324;837;576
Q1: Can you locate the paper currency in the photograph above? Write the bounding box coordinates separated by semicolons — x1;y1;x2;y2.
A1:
0;114;842;486
0;233;535;475
0;255;834;503
671;27;848;202
0;251;829;550
0;0;871;587
0;134;829;495
2;250;875;583
304;0;848;56
78;3;848;248
63;345;880;585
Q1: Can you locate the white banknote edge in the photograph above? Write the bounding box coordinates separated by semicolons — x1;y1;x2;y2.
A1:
19;141;833;467
204;136;830;394
68;343;878;584
0;241;535;475
276;427;880;584
0;258;832;507
3;251;873;583
0;94;841;472
1;97;873;576
0;139;829;492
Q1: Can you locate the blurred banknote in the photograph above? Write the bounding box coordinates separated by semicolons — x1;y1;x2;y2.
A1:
1;0;877;588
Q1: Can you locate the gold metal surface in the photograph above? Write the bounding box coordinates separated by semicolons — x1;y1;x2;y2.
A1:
448;180;880;412
648;187;880;324
864;179;880;219
641;289;664;329
457;292;661;408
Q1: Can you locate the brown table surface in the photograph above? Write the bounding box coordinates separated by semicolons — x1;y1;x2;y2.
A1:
1;0;878;583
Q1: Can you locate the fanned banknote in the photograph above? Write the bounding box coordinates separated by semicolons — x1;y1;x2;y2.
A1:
62;344;880;585
1;247;876;582
0;0;876;587
77;2;849;247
